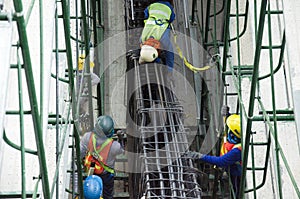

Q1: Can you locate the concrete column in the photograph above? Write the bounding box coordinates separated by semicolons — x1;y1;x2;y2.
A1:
282;0;300;151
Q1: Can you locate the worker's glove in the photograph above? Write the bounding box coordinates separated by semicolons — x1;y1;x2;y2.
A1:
117;130;123;142
184;151;204;159
221;105;230;117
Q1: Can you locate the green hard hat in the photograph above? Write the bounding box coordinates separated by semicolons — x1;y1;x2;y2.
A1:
95;115;115;138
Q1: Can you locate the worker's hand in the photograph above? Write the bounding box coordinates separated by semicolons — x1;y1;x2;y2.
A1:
117;130;123;142
221;105;230;116
184;151;204;159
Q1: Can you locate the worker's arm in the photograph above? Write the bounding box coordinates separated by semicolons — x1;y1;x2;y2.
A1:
200;148;241;167
110;141;125;157
144;6;149;19
80;132;91;159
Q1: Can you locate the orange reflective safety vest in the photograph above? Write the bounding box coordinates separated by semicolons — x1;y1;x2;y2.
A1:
220;140;242;165
84;133;114;175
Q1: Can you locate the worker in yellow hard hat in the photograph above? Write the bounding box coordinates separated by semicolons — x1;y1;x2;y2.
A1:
185;106;242;198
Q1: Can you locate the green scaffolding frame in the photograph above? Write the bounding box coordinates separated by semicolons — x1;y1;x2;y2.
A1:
195;0;300;198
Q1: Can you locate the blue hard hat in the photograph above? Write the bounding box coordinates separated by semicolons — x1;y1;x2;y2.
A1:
83;175;103;199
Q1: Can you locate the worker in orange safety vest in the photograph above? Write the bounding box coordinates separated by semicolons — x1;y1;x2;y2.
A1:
185;107;242;198
80;115;124;199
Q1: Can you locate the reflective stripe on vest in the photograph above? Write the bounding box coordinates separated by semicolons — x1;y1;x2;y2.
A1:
84;133;114;174
148;3;172;19
220;141;242;166
141;3;172;42
220;141;242;156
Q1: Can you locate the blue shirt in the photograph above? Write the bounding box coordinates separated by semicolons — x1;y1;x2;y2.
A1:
201;148;242;176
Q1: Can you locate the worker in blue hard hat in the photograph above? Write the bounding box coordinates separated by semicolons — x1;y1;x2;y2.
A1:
139;0;175;72
185;107;242;198
80;115;124;199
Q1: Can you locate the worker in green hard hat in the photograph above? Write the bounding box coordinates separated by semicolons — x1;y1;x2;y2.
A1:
80;115;124;199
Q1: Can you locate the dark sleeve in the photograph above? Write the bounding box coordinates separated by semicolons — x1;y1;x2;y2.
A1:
200;148;241;167
169;7;175;22
144;6;149;19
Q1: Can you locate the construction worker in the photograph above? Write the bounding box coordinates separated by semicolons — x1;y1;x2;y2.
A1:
185;112;242;198
80;115;124;199
139;0;175;72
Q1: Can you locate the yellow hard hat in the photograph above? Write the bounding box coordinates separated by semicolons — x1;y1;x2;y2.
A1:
78;54;95;71
139;45;158;63
226;114;241;138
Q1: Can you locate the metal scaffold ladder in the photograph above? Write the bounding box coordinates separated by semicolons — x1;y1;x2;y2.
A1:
0;0;50;197
219;0;300;198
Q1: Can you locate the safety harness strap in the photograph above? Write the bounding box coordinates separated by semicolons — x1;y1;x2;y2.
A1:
92;134;112;153
89;133;115;174
173;33;211;72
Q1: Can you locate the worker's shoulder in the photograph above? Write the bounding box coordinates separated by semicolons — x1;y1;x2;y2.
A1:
82;131;93;138
233;143;242;151
80;131;93;142
111;140;122;148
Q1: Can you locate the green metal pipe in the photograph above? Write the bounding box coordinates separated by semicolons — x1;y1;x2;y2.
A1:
32;178;41;199
204;0;211;50
6;110;31;114
51;73;69;83
80;0;94;129
52;49;67;53
261;45;282;49
254;0;258;39
17;50;26;199
0;13;11;20
50;104;72;198
258;109;293;115
25;0;36;26
233;65;253;70
57;15;83;19
12;0;50;197
73;0;80;197
223;71;253;76
222;0;232;73
213;0;217;54
267;10;283;15
55;4;60;198
196;1;204;43
3;130;37;155
70;35;85;44
39;0;44;124
258;31;285;80
10;64;24;69
229;0;249;42
246;131;271;193
251;114;257;196
209;0;224;17
48;118;74;125
252;116;294;121
267;4;282;197
235;0;241;69
239;0;267;197
279;147;300;197
257;99;300;196
99;0;105;115
60;0;84;197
